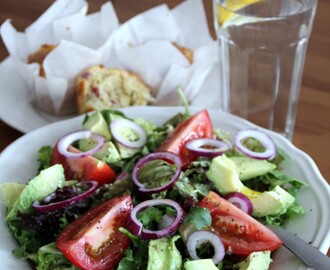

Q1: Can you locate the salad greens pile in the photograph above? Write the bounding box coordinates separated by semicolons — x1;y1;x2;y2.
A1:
0;107;306;270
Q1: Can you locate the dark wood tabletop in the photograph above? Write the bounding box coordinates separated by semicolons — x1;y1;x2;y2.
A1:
0;0;329;256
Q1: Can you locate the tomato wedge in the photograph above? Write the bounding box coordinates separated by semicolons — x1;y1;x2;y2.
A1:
198;191;282;255
56;195;132;270
157;109;214;169
51;144;116;184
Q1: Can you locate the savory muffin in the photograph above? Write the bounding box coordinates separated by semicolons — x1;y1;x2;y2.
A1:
76;65;155;114
27;44;57;77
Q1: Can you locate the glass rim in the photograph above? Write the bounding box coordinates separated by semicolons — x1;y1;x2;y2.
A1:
215;0;318;20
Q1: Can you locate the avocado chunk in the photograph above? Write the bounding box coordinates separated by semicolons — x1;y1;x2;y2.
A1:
108;112;126;122
82;111;143;159
235;251;272;270
93;141;121;164
83;111;111;140
206;155;244;194
6;164;65;221
79;140;121;164
184;259;219;270
206;155;294;217
116;143;141;159
250;185;295;217
230;156;276;181
147;236;182;270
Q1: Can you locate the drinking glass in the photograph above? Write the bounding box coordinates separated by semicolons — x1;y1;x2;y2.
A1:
214;0;317;140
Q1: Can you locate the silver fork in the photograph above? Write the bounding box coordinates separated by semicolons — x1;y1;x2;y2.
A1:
267;224;330;270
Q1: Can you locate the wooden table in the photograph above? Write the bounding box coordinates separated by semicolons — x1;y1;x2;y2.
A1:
0;0;329;256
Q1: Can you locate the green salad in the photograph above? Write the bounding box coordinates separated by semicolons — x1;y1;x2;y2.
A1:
0;106;305;270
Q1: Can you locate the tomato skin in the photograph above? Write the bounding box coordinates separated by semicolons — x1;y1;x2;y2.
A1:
157;109;214;169
198;191;282;255
56;195;132;270
51;144;116;184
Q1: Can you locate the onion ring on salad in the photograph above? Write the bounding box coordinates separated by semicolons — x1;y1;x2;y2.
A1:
224;192;253;215
186;138;231;157
132;152;182;193
110;118;147;149
186;230;225;264
234;129;276;160
57;130;104;159
32;181;98;213
126;198;184;240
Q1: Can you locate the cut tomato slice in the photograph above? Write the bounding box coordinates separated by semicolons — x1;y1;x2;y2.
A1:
157;109;214;169
198;191;282;255
56;195;132;270
51;144;116;184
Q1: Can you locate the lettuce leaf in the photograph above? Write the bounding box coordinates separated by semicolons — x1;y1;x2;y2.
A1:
0;182;25;211
35;242;78;270
146;236;182;270
8;219;44;258
6;165;65;221
117;228;149;270
37;146;53;172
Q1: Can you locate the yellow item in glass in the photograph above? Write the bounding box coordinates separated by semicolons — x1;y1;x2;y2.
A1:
215;0;262;26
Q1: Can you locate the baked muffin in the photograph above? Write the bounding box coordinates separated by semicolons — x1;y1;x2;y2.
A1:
76;65;155;114
27;44;57;77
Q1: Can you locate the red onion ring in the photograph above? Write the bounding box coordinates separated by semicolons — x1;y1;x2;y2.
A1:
187;230;225;264
57;130;104;159
132;152;182;193
224;192;253;215
126;198;184;240
32;181;98;213
110;118;147;149
234;129;276;160
186;138;231;157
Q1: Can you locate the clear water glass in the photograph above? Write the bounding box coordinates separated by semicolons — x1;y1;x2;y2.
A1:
214;0;317;140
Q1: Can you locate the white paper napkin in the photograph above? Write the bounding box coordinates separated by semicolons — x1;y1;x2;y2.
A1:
1;0;222;116
106;0;221;108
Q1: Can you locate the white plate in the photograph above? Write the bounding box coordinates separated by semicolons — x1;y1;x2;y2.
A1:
0;57;74;133
0;106;329;269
